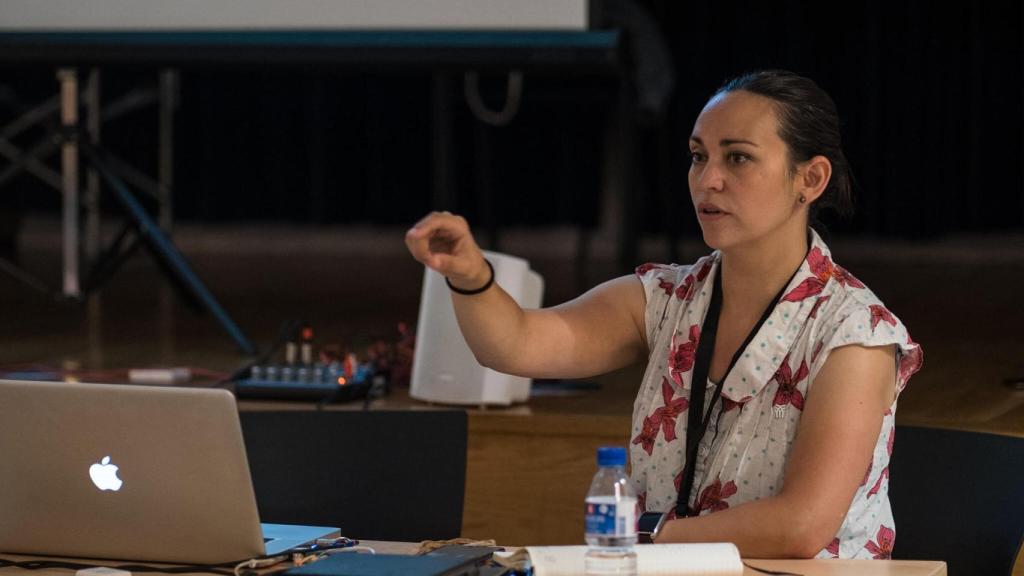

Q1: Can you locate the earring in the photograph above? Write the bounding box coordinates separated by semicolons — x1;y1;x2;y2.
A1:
799;195;807;204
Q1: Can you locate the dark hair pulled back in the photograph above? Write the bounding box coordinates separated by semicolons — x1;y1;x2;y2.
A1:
715;70;855;220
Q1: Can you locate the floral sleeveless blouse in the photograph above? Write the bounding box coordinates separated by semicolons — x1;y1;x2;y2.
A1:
631;229;923;559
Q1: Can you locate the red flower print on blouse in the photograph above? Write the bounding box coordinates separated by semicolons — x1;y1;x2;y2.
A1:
865;525;895;559
826;538;840;558
658;279;675;295
631;377;690;455
868;466;889;497
674;274;696;301
860;460;873;487
869;304;897;332
636;263;668;277
887;427;895;456
782;248;865;303
632;417;660;455
637;491;647;514
811;340;825;364
898;338;923;388
669;325;701;385
771;354;810;412
695;259;713;281
653;378;690;443
808;295;831;319
694;476;738;514
834;264;865;290
722;394;752;413
673;260;713;301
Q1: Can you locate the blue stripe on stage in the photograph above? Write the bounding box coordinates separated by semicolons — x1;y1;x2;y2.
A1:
0;30;618;49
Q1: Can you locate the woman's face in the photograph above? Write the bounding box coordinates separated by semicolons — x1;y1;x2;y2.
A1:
688;90;805;252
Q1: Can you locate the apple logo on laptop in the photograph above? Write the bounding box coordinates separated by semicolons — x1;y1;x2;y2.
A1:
89;456;123;491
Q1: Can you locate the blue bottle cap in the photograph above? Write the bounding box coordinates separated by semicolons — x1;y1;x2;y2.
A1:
597;446;627;467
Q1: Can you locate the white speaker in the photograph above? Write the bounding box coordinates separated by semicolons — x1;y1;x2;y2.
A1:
410;251;544;406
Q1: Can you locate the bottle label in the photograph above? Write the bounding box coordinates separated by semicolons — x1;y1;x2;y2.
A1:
585;496;636;537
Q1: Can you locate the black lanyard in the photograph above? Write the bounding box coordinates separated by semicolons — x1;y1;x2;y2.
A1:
674;264;796;517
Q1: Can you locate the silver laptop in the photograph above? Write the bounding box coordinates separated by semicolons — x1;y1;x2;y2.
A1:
0;379;338;564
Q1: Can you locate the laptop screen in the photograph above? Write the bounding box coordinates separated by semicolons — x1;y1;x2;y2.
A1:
0;379;267;564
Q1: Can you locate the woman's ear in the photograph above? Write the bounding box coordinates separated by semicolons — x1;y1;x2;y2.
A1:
797;156;832;204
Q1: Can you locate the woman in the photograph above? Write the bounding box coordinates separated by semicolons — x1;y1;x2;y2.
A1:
405;70;922;560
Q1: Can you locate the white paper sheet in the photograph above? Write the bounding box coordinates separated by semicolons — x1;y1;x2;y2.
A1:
526;543;744;576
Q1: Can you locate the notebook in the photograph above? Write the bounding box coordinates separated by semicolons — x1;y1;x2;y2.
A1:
524;543;743;576
0;379;338;564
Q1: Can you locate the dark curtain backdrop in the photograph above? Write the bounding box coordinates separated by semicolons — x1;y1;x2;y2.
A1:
650;0;1024;238
173;72;609;228
1;1;1021;239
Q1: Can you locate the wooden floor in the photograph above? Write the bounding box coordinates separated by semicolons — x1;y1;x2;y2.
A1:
4;219;1021;436
2;219;1022;571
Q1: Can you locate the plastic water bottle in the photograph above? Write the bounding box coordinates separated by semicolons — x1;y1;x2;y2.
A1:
584;446;637;576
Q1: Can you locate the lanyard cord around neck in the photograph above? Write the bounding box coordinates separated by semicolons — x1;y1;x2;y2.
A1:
674;264;797;517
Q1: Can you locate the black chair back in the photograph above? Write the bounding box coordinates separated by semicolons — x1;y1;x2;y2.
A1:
889;425;1024;575
240;410;467;542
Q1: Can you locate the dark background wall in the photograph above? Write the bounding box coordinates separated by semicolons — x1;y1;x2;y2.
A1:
1;0;1022;239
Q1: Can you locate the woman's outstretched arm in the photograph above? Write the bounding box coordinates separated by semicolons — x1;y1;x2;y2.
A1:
405;211;648;379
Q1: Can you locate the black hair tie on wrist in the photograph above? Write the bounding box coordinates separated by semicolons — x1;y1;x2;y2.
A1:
446;259;494;295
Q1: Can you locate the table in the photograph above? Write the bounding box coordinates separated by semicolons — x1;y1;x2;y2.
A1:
0;541;948;575
368;542;948;576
